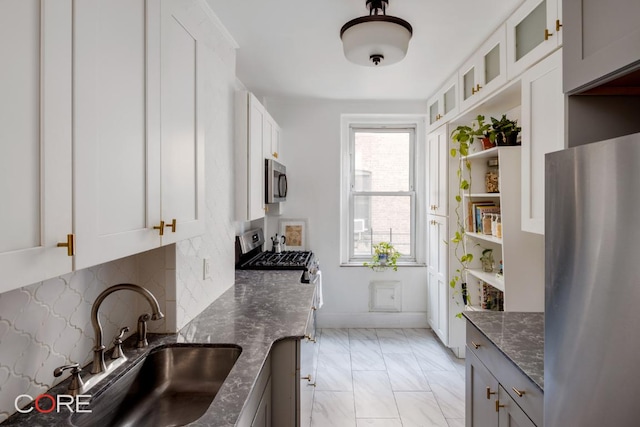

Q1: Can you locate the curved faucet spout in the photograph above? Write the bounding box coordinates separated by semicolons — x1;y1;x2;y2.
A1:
91;283;165;374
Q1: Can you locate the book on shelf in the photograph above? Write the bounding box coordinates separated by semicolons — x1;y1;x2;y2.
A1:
467;201;494;233
475;205;501;234
481;281;504;311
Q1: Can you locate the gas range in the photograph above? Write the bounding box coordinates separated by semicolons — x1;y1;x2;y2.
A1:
235;228;318;283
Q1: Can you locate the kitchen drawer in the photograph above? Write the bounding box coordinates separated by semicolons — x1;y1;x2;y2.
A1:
466;323;543;426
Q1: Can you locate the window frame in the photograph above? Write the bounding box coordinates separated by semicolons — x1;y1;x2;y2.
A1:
340;114;427;267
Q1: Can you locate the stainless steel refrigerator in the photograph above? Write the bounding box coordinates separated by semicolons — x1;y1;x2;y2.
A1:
545;131;640;426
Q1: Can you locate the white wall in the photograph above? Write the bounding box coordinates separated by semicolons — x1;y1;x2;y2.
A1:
0;3;237;421
265;98;430;328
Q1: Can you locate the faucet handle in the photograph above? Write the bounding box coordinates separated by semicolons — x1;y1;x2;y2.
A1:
111;326;130;360
53;363;84;397
137;313;151;348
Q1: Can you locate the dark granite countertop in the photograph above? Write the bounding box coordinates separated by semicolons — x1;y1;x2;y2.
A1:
463;311;544;391
4;270;316;427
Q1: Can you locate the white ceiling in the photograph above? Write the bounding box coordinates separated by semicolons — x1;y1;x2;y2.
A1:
206;0;523;101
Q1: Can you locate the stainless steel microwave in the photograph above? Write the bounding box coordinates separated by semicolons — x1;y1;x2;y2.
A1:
265;159;287;203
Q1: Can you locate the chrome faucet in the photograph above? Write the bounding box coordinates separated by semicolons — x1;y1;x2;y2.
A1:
91;284;164;374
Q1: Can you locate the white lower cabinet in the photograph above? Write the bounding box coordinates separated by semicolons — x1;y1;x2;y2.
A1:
0;0;73;292
520;49;564;234
427;214;449;345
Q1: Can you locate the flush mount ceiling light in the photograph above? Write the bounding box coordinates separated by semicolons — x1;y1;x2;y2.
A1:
340;0;413;67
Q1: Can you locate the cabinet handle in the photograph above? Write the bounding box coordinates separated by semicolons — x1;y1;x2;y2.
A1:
471;341;481;349
272;152;278;159
153;221;165;236
301;374;312;381
57;234;75;257
476;83;482;91
311;306;317;311
304;334;317;343
165;219;177;233
471;87;477;95
512;387;525;397
486;387;497;400
495;400;505;412
544;28;553;40
555;19;562;32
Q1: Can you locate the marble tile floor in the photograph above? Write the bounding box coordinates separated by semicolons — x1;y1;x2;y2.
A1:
311;328;465;427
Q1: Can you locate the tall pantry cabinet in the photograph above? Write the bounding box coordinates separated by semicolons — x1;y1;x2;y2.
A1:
426;124;465;355
0;0;207;293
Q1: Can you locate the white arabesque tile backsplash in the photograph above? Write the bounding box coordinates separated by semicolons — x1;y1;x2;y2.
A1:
0;257;141;423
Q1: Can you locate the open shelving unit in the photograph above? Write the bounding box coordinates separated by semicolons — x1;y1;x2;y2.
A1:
459;144;544;312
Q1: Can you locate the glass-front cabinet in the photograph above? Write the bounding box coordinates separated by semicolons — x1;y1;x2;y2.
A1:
427;74;458;133
458;25;507;112
507;0;562;79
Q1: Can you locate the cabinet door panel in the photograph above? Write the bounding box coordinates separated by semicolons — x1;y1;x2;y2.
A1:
466;349;499;427
427;270;439;330
521;49;564;234
160;0;205;244
507;0;560;80
564;0;640;93
0;0;73;291
248;96;265;220
74;0;161;269
498;385;536;427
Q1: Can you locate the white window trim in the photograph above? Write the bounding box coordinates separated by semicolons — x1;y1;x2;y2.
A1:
340;114;427;267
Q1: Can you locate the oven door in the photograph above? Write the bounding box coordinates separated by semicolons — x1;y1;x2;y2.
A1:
265;159;287;203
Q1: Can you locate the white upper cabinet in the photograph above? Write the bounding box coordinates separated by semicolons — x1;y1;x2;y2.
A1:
459;25;508;112
427;127;449;217
160;0;206;244
0;0;73;292
563;0;640;93
74;0;162;269
262;110;281;161
74;0;205;269
521;49;565;234
507;0;562;80
427;75;458;133
236;92;266;221
236;92;282;221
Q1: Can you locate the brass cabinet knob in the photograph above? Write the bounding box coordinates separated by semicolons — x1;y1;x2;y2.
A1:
165;219;177;233
495;400;505;412
304;334;317;343
273;152;278;159
153;221;165;236
556;19;562;32
471;341;481;349
57;234;75;256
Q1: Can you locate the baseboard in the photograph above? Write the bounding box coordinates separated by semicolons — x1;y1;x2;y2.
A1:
317;311;428;329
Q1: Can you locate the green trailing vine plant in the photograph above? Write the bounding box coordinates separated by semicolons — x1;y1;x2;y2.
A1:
363;242;400;272
448;115;489;317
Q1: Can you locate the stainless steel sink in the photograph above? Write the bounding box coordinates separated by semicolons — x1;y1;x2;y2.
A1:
71;344;242;427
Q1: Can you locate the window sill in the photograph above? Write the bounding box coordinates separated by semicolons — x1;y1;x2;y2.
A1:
340;262;427;268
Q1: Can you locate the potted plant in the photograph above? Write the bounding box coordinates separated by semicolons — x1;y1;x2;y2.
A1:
489;114;521;146
363;242;400;272
450;115;491;157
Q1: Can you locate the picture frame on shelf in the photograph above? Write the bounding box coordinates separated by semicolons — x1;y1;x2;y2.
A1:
279;218;308;250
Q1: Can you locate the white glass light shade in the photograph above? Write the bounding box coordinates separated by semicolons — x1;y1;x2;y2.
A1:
341;18;412;66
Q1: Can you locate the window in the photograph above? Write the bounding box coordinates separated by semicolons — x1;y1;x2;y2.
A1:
341;115;426;265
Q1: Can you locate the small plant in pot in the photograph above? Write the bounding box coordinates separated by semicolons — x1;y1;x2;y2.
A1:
364;242;400;272
450;115;492;156
489;114;521;146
